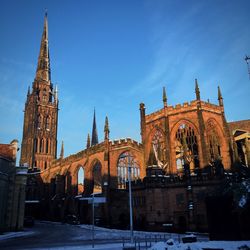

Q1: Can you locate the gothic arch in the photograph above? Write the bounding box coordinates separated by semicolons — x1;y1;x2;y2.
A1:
117;151;140;189
170;119;200;174
90;159;103;193
205;118;227;163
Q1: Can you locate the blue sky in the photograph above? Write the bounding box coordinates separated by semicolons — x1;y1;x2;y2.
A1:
0;0;250;162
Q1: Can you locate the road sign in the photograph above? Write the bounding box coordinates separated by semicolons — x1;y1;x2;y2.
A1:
88;197;106;204
78;196;106;204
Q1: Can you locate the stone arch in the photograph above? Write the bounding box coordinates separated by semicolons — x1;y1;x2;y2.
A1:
170;119;200;174
117;151;140;189
205;118;228;164
148;127;167;168
90;159;103;193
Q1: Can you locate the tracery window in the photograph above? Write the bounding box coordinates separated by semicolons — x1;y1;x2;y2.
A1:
92;162;102;193
117;151;140;189
77;167;84;194
207;120;221;162
151;129;166;168
175;123;199;173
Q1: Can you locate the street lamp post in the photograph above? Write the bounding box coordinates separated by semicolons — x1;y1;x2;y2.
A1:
127;155;134;244
91;191;102;248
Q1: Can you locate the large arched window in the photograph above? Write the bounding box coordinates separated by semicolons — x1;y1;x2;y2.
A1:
117;151;140;189
151;129;166;168
77;167;84;194
92;161;102;193
175;123;199;173
207;120;221;162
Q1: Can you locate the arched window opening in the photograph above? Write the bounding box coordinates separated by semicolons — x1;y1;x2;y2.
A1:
34;138;38;153
77;167;84;195
207;120;221;162
92;162;102;193
40;138;44;153
44;161;47;170
37;115;42;129
117;151;140;189
46;139;49;154
46;116;51;130
175;123;199;174
151;129;167;169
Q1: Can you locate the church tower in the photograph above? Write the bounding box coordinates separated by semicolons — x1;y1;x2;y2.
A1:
20;13;58;171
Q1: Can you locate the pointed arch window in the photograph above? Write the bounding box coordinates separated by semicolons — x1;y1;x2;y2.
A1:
175;124;199;173
46;116;51;130
37;115;42;129
46;139;49;153
151;129;166;168
117;151;140;189
207;120;221;162
34;138;38;153
77;167;85;195
40;138;44;153
92;162;102;193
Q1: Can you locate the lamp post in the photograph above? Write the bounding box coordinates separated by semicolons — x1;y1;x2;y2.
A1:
127;154;134;244
91;191;102;248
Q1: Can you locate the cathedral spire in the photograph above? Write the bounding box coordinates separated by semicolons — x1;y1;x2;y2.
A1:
163;87;167;107
60;140;64;159
91;109;98;146
195;78;200;100
86;133;90;148
104;116;110;140
218;85;223;106
35;12;51;83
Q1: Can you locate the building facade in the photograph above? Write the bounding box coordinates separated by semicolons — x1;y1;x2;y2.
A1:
21;14;250;232
0;140;27;233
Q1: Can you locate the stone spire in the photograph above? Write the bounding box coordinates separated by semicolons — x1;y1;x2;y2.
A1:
91;109;98;146
35;12;51;83
195;78;200;100
163;87;167;107
104;116;110;140
86;133;90;148
60;140;64;159
218;85;223;106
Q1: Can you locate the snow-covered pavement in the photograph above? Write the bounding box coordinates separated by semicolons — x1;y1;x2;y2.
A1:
0;221;249;250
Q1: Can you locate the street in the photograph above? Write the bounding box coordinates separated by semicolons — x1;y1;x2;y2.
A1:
0;221;209;250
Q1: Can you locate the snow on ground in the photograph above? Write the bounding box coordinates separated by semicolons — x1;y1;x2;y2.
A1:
150;240;250;250
25;243;124;250
0;230;35;241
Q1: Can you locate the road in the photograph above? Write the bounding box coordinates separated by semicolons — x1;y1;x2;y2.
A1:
0;221;209;249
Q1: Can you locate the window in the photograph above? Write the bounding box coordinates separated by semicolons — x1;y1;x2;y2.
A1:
45;116;50;130
42;88;47;102
40;138;44;153
117;151;140;189
175;123;199;173
46;139;49;153
151;129;167;168
37;115;42;129
77;167;84;194
207;120;221;162
92;162;102;193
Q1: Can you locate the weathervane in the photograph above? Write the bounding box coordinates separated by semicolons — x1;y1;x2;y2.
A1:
244;55;250;79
